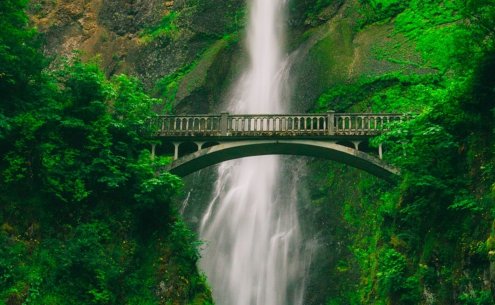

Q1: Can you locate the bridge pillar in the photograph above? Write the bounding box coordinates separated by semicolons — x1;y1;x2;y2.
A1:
352;141;361;151
173;142;180;160
151;144;156;160
379;143;383;160
327;111;335;135
195;142;205;150
220;112;229;136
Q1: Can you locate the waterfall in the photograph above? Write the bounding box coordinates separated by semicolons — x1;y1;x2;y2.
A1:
198;1;309;305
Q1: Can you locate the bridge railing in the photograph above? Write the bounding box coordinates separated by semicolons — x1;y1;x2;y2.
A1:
334;113;404;135
227;114;329;135
150;112;405;137
149;114;223;135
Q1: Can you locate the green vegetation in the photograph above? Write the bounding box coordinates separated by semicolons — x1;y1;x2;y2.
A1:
316;72;443;112
155;60;199;113
140;12;180;44
2;0;495;304
289;0;344;27
312;0;495;304
0;1;212;304
145;0;245;112
155;34;238;112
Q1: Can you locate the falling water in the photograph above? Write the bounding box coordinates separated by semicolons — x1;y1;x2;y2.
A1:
198;1;309;305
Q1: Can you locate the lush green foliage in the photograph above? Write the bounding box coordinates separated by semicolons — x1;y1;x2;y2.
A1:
0;0;45;116
2;0;495;304
314;0;495;304
0;2;212;304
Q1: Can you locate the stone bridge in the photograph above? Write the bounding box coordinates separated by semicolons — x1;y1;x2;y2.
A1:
147;112;404;183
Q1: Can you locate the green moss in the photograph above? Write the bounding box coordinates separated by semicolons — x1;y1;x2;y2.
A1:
314;72;442;113
307;22;355;84
155;34;237;111
140;11;180;44
357;0;410;27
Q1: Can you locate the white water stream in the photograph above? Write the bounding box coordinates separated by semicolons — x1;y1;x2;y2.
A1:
198;1;310;305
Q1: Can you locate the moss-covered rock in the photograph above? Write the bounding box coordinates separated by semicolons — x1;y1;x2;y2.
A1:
288;0;427;112
29;0;245;103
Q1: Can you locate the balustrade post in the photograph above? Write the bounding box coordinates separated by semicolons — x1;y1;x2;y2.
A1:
220;112;229;136
173;142;180;160
327;111;335;135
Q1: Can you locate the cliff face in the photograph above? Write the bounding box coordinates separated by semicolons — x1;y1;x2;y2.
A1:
29;0;243;113
288;0;425;112
29;0;423;114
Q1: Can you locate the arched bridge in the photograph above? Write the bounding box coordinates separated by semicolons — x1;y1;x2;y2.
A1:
147;112;404;183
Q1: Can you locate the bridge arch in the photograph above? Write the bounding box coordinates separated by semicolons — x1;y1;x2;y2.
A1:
162;140;399;184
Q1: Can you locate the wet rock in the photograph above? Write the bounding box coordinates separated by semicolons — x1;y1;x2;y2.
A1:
98;0;165;36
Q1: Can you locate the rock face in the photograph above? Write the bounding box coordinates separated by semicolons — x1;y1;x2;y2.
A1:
287;0;426;112
29;0;244;111
98;0;164;36
29;0;422;114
